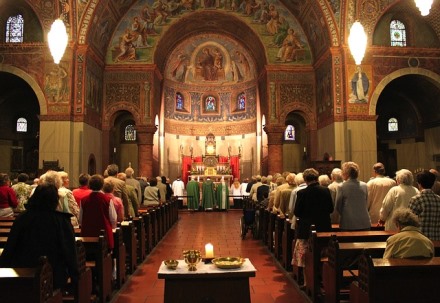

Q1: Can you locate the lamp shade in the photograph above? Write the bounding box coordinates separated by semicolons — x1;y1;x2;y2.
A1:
415;0;433;16
48;19;68;64
348;21;367;65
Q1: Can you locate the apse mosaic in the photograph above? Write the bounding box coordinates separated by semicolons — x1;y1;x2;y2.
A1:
166;33;255;84
106;0;311;65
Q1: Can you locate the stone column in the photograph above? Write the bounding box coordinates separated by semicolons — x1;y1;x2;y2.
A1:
137;125;157;178
264;125;285;175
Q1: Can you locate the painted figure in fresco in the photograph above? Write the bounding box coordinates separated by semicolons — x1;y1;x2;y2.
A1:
152;0;169;25
276;28;302;62
252;0;269;22
350;66;369;103
204;0;216;8
171;52;189;82
206;96;216;111
45;65;68;103
213;48;223;70
271;17;289;47
266;4;279;35
233;50;250;82
114;29;136;62
198;48;217;81
131;16;151;47
141;5;158;35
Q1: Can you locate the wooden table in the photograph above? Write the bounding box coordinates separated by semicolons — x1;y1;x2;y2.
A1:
158;258;256;303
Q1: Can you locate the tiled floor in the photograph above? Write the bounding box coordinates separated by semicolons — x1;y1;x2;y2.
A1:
111;210;311;303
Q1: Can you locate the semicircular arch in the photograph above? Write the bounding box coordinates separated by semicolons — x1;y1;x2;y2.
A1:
0;65;47;115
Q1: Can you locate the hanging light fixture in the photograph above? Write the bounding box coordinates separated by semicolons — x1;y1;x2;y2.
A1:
48;18;68;64
348;21;367;65
414;0;433;16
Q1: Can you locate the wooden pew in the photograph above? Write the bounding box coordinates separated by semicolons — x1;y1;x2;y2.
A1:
0;256;63;303
63;240;93;303
350;253;440;303
267;212;277;252
322;236;386;303
121;221;137;274
132;217;146;264
282;218;294;272
139;209;153;254
112;227;126;289
274;215;284;261
76;235;112;303
304;229;394;303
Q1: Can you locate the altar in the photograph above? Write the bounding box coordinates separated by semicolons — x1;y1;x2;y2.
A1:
181;133;241;185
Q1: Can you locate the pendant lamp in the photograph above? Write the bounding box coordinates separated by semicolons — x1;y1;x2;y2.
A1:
48;19;68;64
348;21;367;65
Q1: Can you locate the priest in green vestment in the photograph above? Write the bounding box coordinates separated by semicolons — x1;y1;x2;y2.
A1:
186;176;200;210
216;177;230;210
202;177;216;210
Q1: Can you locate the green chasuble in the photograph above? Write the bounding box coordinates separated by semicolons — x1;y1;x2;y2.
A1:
186;179;200;210
216;181;230;210
202;179;216;210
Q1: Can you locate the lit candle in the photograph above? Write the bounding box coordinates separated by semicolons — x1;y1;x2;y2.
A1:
205;243;214;258
304;147;306;153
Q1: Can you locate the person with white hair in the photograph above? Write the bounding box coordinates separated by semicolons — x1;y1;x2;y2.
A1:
379;169;419;231
383;208;434;259
328;168;343;224
58;171;80;227
125;167;142;207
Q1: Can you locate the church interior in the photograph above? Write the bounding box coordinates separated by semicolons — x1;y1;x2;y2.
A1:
2;1;440;303
1;0;440;185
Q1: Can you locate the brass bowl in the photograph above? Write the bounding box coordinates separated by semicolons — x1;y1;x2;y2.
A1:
164;259;179;270
212;257;245;269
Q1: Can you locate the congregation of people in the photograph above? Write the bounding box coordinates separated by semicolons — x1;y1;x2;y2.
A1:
0;160;440;294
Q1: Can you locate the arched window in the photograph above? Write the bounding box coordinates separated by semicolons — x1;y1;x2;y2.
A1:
237;92;246;110
390;20;406;47
6;14;24;43
125;124;136;141
284;125;295;141
388;118;398;132
176;92;184;110
16;117;27;132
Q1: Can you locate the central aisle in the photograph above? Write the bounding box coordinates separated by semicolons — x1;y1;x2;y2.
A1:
111;210;310;303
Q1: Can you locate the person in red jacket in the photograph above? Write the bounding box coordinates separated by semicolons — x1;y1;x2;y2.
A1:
79;174;116;250
0;173;18;217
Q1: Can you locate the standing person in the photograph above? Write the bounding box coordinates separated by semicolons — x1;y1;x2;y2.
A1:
172;176;185;207
103;181;124;223
58;171;80;227
156;176;167;203
0;183;79;291
383;208;434;259
367;162;396;224
80;174;117;250
117;173;138;217
249;175;262;202
328;168;343;224
335;162;371;231
216;177;229;211
257;176;270;203
293;168;333;288
230;178;243;209
125;167;142;208
409;170;440;240
0;173;18;217
72;173;92;207
379;169;419;231
105;164;130;219
143;178;160;207
202;177;215;211
11;173;32;212
186;176;200;210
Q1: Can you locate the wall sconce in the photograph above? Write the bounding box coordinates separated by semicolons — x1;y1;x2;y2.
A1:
348;21;367;65
415;0;433;16
48;19;68;64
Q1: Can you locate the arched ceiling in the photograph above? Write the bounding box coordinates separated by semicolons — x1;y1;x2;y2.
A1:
154;10;266;73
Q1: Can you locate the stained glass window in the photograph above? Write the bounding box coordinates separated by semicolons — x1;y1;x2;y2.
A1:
16;117;27;132
6;14;24;43
390;20;406;47
388;118;398;132
125;124;136;141
205;96;216;111
237;92;246;110
176;92;184;110
284;125;295;141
